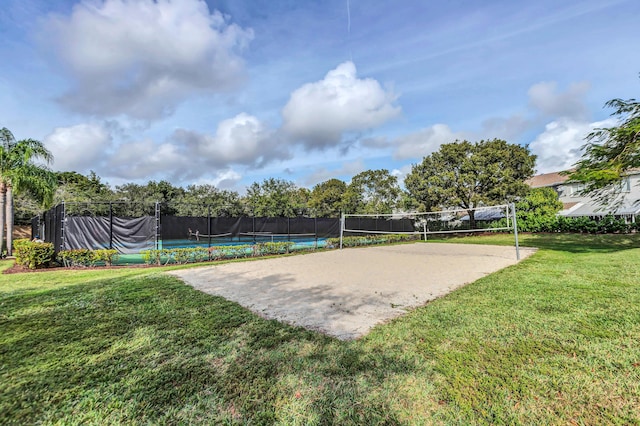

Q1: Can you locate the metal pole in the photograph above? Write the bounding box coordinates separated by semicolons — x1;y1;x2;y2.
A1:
155;202;160;250
511;202;520;260
109;202;113;250
60;201;66;253
423;222;427;241
339;213;344;249
207;205;211;249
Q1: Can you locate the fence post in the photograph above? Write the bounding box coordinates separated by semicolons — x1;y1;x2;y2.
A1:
339;213;344;249
155;202;160;250
109;202;113;250
511;202;520;260
207;205;212;250
314;217;318;249
60;201;66;253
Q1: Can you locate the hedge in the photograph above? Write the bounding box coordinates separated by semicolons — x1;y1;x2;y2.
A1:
13;239;55;269
141;242;296;265
327;234;421;248
57;249;119;267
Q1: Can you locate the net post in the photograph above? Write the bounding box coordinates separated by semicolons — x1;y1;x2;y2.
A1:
339;212;344;249
60;201;66;253
423;221;427;241
109;202;113;250
155;202;160;250
207;205;212;252
511;202;520;260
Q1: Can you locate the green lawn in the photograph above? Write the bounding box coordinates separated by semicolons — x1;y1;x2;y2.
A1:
1;234;639;425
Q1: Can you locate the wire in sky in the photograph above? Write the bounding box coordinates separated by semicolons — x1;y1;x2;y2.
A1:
347;0;351;35
346;0;352;61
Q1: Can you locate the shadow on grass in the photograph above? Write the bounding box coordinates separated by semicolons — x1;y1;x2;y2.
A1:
1;273;408;424
436;232;640;254
520;233;640;253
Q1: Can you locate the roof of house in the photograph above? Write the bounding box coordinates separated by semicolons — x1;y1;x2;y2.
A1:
562;201;580;211
526;171;570;188
559;200;640;217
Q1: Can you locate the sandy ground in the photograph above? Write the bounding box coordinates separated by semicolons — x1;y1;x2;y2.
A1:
169;243;536;340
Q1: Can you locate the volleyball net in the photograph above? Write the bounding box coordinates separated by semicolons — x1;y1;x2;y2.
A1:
340;204;521;258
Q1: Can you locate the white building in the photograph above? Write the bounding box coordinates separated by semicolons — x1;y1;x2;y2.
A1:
526;170;640;221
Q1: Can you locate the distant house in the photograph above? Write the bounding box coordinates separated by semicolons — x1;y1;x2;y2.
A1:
526;170;640;222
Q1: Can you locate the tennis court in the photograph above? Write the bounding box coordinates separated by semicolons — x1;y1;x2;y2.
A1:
169;242;536;340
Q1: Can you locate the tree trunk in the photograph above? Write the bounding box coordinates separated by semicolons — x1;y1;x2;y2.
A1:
6;184;14;256
0;182;5;255
468;209;476;230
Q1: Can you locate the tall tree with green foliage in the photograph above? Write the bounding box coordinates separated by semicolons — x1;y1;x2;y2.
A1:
405;139;535;227
54;171;113;205
244;178;307;217
343;169;401;214
569;94;640;194
308;178;347;217
515;187;563;232
174;184;243;216
114;180;185;216
0;128;57;255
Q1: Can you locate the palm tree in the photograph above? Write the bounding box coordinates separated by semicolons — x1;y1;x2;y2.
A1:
0;128;57;256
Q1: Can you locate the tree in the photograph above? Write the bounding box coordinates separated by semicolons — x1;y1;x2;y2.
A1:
0;128;57;255
54;170;113;206
569;95;640;194
405;139;535;228
344;169;401;214
515;187;563;232
175;184;243;216
243;178;307;217
308;178;347;217
114;180;185;216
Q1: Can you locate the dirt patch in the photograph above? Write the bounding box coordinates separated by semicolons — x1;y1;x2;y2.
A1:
2;262;154;274
169;242;536;340
13;225;31;240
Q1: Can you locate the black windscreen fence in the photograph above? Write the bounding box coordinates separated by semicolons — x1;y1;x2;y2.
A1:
36;202;415;254
62;216;155;254
344;217;415;233
33;203;64;251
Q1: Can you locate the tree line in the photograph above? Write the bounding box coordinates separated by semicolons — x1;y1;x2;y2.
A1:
12;138;535;222
3;82;638;254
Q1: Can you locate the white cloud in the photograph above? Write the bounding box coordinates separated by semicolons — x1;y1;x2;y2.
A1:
171;113;289;168
528;81;590;120
480;115;531;141
281;61;401;149
44;123;113;172
302;159;366;187
529;117;616;174
43;0;253;120
390;164;413;188
107;138;190;180
193;169;243;190
391;124;465;159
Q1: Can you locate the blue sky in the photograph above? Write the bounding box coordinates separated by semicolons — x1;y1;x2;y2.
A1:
1;0;639;192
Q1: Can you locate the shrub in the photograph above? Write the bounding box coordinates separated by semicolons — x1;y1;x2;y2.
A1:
253;242;294;256
13;239;55;269
141;249;162;265
327;233;420;248
93;249;119;266
208;245;253;261
140;243;297;266
58;249;95;267
57;249;120;267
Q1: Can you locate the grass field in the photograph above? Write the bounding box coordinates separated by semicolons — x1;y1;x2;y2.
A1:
1;234;639;425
